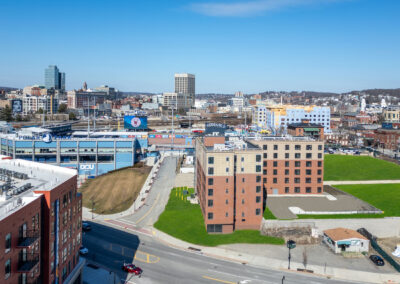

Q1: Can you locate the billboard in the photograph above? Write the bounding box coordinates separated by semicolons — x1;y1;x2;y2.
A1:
205;122;228;135
124;116;148;130
11;99;22;114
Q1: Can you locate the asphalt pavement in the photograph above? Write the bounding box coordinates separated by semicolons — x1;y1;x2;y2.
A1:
82;221;361;284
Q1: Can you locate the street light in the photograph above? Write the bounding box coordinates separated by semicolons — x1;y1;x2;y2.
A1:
91;200;96;220
287;240;296;270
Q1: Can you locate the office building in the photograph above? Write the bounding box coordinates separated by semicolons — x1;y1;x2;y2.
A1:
22;94;58;115
174;73;195;108
45;65;65;91
195;136;324;233
0;156;84;284
162;92;186;109
254;105;331;133
67;90;107;109
383;106;400;123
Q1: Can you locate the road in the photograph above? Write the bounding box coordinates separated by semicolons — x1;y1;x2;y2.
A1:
83;221;361;284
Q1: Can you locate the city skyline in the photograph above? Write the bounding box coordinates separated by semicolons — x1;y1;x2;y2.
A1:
0;0;399;93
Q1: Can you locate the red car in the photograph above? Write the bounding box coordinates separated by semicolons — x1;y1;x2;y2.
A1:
122;263;142;275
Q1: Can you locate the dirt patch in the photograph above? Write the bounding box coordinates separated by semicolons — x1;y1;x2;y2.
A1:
261;226;321;244
79;166;151;214
378;237;400;265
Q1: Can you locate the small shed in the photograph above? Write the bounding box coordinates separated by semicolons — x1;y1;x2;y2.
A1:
323;227;369;254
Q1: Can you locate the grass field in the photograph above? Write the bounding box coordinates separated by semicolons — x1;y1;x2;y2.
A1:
263;206;277;220
324;155;400;181
79;165;151;214
297;183;400;219
154;187;284;246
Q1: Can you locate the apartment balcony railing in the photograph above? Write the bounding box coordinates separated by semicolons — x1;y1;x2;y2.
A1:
17;230;39;248
17;253;39;273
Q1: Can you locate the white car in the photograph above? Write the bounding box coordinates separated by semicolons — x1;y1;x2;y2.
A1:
79;246;89;255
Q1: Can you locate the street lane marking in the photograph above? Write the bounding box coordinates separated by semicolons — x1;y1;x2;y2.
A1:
134;250;160;264
135;192;160;225
202;276;236;284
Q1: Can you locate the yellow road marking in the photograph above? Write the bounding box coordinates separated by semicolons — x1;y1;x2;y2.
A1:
133;250;160;264
135;192;160;225
202;276;236;284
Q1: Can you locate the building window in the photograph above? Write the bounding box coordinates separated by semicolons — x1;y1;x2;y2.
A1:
263;169;267;175
263;145;268;150
273;144;278;150
242;178;245;182
285;161;289;167
5;233;11;253
226;167;229;173
285;153;289;159
5;259;11;279
306;169;312;175
263;161;267;167
318;178;322;183
242;212;245;217
295;187;300;193
208;178;214;185
226;178;229;183
294;169;300;175
226;157;229;162
263;178;267;183
256;176;261;182
241;157;244;162
225;189;229;194
285;177;289;184
273;169;278;175
208;167;214;175
242;199;245;204
294;178;300;183
306;187;311;193
306;161;312;167
207;213;213;220
273;178;277;184
273;161;278;167
317;169;322;175
306;153;312;159
285;145;290;150
273;153;278;159
285;187;290;193
306;178;312;183
256;165;261;172
263;153;267;158
306;145;312;150
256;186;261;193
318;161;322;167
318;153;322;159
295;145;301;150
318;187;322;193
208;189;213;196
256;208;261;215
208;200;213;207
285;169;289;175
241;167;244;172
295;161;300;167
225;212;228;217
318;145;323;150
295;153;301;159
256;196;261;203
225;199;228;205
256;155;261;162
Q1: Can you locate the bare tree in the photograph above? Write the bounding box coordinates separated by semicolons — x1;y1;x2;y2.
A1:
303;247;308;269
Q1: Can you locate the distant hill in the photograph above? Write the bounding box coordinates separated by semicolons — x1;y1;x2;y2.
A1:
349;88;400;97
0;86;18;92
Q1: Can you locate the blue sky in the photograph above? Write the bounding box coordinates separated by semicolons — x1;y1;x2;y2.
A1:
0;0;399;93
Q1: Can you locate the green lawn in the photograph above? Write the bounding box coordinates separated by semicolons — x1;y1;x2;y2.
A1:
154;187;284;246
324;155;400;181
297;183;400;219
263;206;277;219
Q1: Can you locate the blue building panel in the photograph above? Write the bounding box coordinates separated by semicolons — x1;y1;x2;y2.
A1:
8;140;13;146
116;141;132;148
98;141;114;148
35;141;57;148
97;164;115;175
60;141;77;148
115;153;133;169
1;139;7;145
15;141;33;148
79;141;96;148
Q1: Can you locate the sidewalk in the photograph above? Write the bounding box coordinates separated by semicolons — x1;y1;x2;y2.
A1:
151;227;400;284
324;180;400;185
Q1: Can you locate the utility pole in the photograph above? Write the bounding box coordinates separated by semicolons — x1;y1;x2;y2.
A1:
87;97;90;137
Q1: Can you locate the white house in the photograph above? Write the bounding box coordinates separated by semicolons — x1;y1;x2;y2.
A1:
323;228;369;254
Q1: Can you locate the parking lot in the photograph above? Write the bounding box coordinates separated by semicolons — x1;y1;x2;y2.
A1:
267;186;380;219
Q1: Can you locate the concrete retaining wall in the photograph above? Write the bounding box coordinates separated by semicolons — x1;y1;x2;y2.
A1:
262;218;400;238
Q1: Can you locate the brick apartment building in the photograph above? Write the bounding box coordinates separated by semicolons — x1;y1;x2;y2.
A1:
195;136;324;234
0;157;84;284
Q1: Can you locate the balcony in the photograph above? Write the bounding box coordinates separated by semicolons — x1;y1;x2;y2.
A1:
17;230;39;248
17;253;39;273
18;276;40;284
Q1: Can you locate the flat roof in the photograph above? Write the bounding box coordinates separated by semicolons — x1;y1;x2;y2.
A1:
0;156;76;221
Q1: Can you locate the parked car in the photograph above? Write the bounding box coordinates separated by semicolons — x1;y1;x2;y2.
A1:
369;255;385;266
82;222;91;231
122;263;142;275
79;246;89;255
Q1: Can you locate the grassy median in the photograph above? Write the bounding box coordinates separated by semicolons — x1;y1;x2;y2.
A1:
154;187;284;246
324;155;400;181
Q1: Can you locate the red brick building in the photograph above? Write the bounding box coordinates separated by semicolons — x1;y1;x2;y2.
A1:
0;157;83;284
374;128;400;150
195;136;324;234
287;122;324;140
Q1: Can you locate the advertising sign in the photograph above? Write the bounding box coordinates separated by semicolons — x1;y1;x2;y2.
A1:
11;99;22;114
124;116;148;130
205;122;228;135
